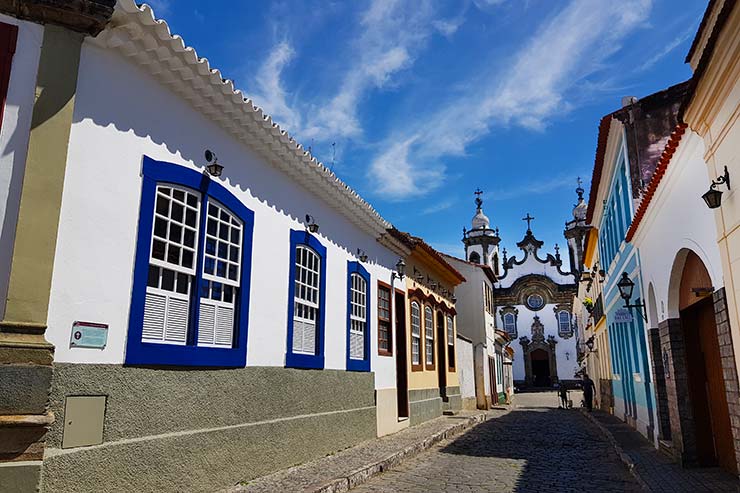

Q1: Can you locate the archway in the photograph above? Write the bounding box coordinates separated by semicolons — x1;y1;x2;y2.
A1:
674;250;736;473
530;349;551;387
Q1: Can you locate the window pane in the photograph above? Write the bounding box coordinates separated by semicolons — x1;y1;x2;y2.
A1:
185;209;197;228
171;202;184;223
161;268;175;291
154;217;167;238
167;245;180;264
156;195;169;215
176;272;189;294
147;265;159;288
152;239;166;260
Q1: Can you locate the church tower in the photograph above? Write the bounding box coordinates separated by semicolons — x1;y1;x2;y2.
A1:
462;189;501;274
564;179;590;279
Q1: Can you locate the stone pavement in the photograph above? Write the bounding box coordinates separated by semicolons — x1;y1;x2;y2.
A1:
223;410;495;493
585;410;740;492
351;391;640;492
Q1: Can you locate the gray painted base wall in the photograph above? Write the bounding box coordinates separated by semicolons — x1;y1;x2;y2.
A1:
409;388;442;426
445;386;462;412
41;364;376;493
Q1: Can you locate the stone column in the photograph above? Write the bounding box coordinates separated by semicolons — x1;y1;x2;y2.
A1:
0;2;113;491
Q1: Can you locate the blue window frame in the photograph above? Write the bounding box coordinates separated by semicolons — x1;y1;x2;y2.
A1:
346;261;371;372
126;156;254;367
286;229;326;369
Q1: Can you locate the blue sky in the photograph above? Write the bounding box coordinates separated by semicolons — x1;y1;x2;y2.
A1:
145;0;704;266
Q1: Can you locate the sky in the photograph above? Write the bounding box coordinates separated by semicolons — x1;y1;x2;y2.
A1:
144;0;704;267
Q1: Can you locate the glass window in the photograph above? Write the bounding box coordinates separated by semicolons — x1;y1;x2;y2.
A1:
349;273;367;360
142;185;201;345
447;314;455;369
378;284;392;354
292;245;321;355
411;301;421;365
425;305;434;366
504;313;516;335
558;310;571;335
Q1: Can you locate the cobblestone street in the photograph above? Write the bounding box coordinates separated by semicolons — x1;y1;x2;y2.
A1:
351;392;641;493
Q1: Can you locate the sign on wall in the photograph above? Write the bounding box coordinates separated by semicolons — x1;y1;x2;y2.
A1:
70;321;108;349
613;308;633;324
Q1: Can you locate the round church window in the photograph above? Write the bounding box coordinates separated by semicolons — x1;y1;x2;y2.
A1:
526;294;544;310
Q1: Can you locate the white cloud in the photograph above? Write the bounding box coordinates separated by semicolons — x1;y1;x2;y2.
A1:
491;174;584;201
367;0;652;200
637;27;693;72
421;199;455;215
248;41;302;131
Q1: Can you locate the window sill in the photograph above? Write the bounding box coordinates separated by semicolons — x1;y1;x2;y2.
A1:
347;358;370;372
286;352;324;370
378;350;393;357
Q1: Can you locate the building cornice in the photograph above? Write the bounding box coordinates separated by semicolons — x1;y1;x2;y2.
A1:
0;0;115;35
99;1;391;239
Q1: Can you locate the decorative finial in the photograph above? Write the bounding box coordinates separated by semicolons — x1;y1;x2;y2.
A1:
576;177;584;201
502;248;508;262
474;188;483;210
523;213;535;232
554;243;560;259
494;227;499;237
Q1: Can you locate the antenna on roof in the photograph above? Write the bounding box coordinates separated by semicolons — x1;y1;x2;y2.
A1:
330;142;337;172
308;138;315;155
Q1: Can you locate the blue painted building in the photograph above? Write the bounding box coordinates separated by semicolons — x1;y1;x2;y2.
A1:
585;83;689;441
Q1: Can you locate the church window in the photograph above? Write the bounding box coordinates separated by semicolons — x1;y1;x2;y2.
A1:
526;294;544;310
469;251;481;264
411;301;422;369
504;313;516;334
425;305;435;368
558;310;571;336
127;157;254;367
346;261;371;371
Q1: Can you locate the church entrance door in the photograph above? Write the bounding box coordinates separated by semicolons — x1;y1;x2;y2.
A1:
531;349;551;387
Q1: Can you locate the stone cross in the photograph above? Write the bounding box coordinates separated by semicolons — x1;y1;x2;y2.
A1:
523;213;535;231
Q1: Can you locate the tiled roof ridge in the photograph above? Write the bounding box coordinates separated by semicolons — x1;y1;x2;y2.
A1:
114;1;390;237
585;115;613;224
387;228;466;283
625;122;688;242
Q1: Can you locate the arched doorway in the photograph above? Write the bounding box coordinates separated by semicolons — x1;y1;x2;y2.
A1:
677;251;735;472
531;349;551;387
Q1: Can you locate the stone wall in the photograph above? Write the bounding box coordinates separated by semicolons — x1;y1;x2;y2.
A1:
41;364;376;493
648;327;671;440
408;388;443;426
713;288;740;473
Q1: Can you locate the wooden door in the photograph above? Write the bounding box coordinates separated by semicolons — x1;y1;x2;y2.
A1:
436;310;447;398
395;291;409;418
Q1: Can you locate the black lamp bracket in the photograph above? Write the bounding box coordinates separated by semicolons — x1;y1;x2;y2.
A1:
710;166;731;191
624;298;648;323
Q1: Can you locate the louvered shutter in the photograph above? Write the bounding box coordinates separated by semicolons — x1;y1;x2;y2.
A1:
293;245;320;355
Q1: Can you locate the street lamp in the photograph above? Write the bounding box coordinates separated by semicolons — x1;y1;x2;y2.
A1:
702;166;730;209
391;258;405;282
305;214;319;233
617;272;647;321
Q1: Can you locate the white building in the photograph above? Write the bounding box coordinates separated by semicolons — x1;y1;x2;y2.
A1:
0;2;420;491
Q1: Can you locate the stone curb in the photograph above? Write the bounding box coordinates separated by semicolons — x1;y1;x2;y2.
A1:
578;409;651;492
315;411;492;493
238;410;498;493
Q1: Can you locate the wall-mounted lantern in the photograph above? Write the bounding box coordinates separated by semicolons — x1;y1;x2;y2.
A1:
204;149;223;177
305;214;319;234
617;272;647;321
357;249;368;262
702;166;730;209
391;258;405;282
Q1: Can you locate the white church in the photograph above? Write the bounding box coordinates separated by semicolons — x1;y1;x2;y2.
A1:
460;190;583;389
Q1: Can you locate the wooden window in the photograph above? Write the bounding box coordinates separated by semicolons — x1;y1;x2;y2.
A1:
425;305;435;369
378;282;392;356
292;245;321;355
348;273;367;360
144;185;201;345
447;314;455;370
198;200;242;347
411;301;422;370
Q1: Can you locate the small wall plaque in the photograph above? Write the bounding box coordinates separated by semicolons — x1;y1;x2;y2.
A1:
70;321;108;349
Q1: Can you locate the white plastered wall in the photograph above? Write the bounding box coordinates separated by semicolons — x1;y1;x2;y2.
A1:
45;39;402;397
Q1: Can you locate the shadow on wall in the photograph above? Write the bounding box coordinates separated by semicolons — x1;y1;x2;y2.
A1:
72;44;397;267
439;408;637;491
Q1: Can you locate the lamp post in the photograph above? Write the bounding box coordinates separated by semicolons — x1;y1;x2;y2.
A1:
616;272;648;322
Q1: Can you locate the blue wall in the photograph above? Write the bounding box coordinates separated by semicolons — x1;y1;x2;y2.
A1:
597;143;655;433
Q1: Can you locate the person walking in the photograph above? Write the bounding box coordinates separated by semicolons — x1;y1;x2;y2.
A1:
582;373;595;411
558;384;568;409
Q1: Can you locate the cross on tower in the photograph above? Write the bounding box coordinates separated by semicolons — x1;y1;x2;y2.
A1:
474;188;484;209
523;213;535;232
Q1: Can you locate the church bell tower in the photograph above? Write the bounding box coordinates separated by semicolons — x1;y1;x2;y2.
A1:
462;189;501;274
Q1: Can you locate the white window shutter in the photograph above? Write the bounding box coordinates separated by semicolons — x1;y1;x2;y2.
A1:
350;330;363;359
165;297;189;343
215;306;234;346
198;302;216;345
143;292;166;341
